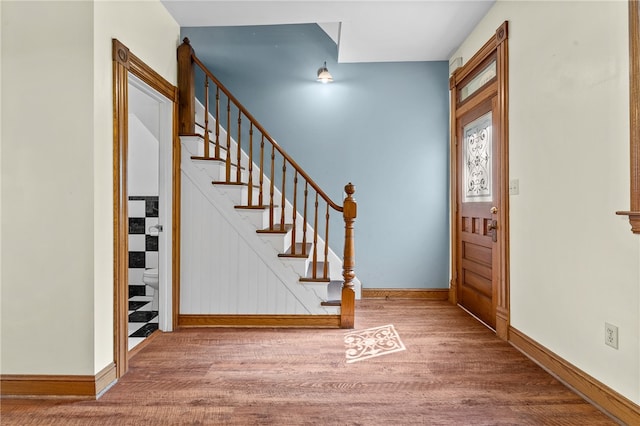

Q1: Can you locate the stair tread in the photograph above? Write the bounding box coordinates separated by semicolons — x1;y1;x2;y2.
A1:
278;243;313;258
299;277;330;283
257;224;293;234
300;261;331;281
212;181;258;187
234;205;276;210
191;156;244;170
191;156;225;161
321;300;341;307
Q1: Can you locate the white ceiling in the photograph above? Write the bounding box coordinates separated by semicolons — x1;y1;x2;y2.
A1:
161;0;495;63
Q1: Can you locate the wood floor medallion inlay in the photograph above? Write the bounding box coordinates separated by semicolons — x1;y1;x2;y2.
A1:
344;324;406;363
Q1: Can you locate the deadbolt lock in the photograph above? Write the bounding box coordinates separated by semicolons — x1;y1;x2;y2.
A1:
488;219;498;242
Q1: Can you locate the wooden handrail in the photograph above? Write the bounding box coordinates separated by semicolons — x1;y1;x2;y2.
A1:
177;38;356;328
190;54;343;213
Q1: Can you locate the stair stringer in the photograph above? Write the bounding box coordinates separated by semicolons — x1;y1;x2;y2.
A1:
180;141;338;315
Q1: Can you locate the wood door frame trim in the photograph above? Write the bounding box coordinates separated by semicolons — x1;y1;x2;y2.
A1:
616;0;640;233
112;39;180;378
449;22;510;340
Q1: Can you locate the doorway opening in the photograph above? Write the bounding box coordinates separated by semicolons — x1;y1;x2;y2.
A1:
449;22;510;339
112;39;179;377
126;75;174;350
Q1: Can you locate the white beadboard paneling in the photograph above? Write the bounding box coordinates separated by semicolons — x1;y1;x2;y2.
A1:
180;140;335;315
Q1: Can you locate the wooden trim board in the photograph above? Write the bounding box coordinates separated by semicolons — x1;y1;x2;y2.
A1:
0;363;116;399
616;0;640;233
112;38;180;377
449;21;510;340
509;327;640;425
362;288;449;300
178;315;341;328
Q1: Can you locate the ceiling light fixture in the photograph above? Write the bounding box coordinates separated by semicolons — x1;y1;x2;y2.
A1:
316;61;333;83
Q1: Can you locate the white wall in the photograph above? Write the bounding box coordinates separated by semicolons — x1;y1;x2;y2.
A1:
0;0;178;377
451;0;639;404
128;114;159;197
1;1;96;374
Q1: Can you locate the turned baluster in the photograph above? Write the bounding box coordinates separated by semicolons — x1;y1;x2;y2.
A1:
259;135;264;206
214;87;220;159
323;204;329;279
247;123;254;206
203;76;210;158
302;182;308;256
269;145;275;229
312;193;319;279
225;98;231;182
291;172;298;255
236;110;242;183
280;160;286;231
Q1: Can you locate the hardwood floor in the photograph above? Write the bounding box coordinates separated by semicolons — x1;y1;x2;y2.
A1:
1;300;617;425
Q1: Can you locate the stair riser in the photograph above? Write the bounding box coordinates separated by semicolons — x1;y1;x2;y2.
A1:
279;257;310;276
213;185;259;205
236;209;270;229
257;231;293;253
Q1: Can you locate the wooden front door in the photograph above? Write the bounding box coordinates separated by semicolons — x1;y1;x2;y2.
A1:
450;22;509;337
456;97;499;329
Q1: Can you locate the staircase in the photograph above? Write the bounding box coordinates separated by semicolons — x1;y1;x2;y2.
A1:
176;38;358;328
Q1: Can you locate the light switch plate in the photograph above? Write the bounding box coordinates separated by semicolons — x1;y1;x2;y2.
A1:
509;179;519;195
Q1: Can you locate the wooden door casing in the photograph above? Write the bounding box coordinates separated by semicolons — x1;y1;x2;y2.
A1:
450;22;509;338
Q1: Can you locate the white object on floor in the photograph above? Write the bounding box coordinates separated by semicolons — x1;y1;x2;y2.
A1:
142;268;159;310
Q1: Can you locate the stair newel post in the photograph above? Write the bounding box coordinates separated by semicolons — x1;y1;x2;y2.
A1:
341;183;357;329
177;37;195;135
203;76;210;158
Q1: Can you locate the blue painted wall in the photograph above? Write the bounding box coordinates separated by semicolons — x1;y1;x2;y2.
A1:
182;24;450;289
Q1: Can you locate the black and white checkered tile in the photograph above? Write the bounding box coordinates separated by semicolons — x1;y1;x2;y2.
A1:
128;294;158;350
128;196;160;349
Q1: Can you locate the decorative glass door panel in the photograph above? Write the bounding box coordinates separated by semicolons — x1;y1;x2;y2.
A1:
462;112;493;203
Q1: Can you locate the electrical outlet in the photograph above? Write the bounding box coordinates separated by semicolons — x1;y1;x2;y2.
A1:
605;323;618;349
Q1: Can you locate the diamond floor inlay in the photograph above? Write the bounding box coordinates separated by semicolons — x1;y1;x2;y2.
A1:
344;324;406;363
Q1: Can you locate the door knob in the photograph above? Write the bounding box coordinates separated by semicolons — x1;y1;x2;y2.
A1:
490;206;498;214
